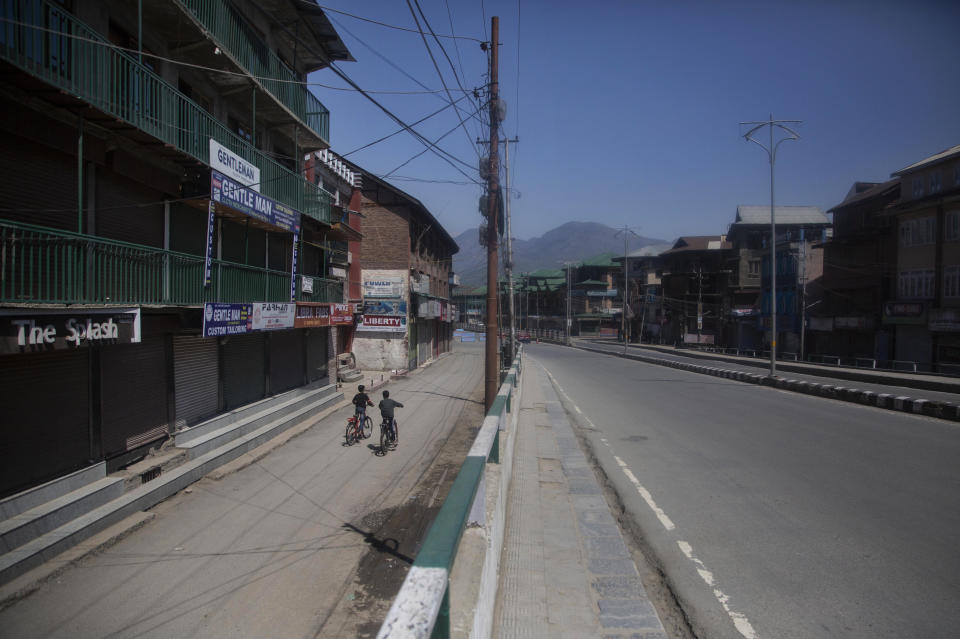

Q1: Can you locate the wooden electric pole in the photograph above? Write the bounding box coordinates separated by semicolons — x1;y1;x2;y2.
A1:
484;16;500;412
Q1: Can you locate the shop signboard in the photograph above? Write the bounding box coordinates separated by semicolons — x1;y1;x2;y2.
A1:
358;314;407;332
417;299;440;319
331;303;354;325
587;289;618;297
211;170;299;233
294;303;330;328
0;308;141;354
363;276;404;298
411;275;431;295
929;308;960;332
253;302;295;331
883;301;926;325
363;300;407;317
203;303;253;338
210;139;260;192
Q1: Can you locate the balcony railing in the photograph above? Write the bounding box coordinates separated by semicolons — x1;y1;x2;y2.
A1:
0;221;343;305
0;0;331;224
175;0;330;143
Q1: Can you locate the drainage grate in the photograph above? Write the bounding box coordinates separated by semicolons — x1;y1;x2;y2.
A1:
140;466;162;484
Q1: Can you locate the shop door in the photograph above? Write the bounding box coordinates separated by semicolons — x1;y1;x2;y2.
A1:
307;329;329;383
408;321;418;370
0;350;90;499
268;329;304;395
173;335;219;429
100;337;169;458
222;333;265;410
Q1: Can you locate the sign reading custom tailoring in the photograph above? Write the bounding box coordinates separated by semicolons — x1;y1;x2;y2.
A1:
202;303;253;338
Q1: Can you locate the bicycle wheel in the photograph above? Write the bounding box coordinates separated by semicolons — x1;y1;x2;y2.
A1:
345;419;356;446
380;424;389;454
362;415;373;439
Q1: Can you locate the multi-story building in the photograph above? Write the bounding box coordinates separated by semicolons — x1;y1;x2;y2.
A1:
570;253;621;337
726;206;831;352
304;148;365;353
887;144;960;368
812;180;899;360
346;164;458;371
0;1;351;498
659;236;732;345
613;244;671;342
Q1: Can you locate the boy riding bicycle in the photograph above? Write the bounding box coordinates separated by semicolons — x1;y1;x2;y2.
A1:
352;385;373;420
378;390;403;443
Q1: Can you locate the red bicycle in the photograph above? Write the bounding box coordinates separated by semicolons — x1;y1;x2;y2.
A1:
345;410;373;445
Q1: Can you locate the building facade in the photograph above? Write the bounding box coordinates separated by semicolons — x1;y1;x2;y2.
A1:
347;166;458;371
0;0;350;498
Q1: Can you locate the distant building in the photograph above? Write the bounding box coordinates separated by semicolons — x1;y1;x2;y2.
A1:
727;206;831;353
659;236;732;345
814;179;900;360
887;144;960;368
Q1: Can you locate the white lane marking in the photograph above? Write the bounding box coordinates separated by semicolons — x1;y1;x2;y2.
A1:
574;405;582;414
614;455;676;531
678;541;760;639
543;363;760;639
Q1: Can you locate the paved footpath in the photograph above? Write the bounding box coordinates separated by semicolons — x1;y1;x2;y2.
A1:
495;359;667;638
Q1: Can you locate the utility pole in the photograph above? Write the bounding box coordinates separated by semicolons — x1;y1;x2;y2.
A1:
484;16;500;412
562;261;577;345
742;115;801;377
503;137;519;357
615;226;638;354
696;265;703;345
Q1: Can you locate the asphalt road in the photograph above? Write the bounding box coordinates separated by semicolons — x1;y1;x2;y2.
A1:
579;339;960;405
528;342;960;639
0;342;485;639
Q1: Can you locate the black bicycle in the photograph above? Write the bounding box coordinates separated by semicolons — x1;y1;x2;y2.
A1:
379;416;398;453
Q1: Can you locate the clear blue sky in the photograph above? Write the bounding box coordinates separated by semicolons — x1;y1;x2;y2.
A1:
311;0;960;244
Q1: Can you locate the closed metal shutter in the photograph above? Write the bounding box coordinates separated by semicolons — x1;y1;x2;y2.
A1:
95;171;164;247
0;350;91;499
306;328;329;383
269;329;303;395
173;335;219;429
0;134;77;231
100;337;169;457
418;320;431;364
222;333;265;410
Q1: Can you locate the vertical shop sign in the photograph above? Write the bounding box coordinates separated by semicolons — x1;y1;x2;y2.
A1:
204;200;216;287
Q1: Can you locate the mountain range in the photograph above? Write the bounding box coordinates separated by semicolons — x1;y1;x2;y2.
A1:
452;222;669;287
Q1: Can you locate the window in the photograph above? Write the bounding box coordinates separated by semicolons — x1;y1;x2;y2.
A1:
228;115;253;144
947;210;960;242
930;171;942;193
748;259;760;276
955;165;960;186
912;177;924;199
945;266;960;298
899;216;936;247
898;270;935;299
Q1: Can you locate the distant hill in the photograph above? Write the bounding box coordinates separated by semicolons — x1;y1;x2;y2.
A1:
453;222;669;287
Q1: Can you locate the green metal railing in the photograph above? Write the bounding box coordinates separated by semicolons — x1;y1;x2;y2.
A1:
0;221;342;305
175;0;330;143
0;0;331;224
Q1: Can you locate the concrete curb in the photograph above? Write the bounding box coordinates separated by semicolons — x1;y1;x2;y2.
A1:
571;343;960;422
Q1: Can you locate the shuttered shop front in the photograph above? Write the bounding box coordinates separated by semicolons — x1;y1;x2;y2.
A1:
173;335;219;429
100;337;169;458
269;329;304;395
222;333;265;410
0;350;91;499
306;329;329;383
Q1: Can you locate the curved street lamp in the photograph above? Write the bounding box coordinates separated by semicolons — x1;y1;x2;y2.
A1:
741;115;801;377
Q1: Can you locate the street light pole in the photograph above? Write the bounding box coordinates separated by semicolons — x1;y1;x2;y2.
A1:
615;226;639;354
741;115;801;377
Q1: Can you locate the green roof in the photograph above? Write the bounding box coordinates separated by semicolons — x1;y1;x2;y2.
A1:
528;268;565;278
575;279;608;286
581;252;619;267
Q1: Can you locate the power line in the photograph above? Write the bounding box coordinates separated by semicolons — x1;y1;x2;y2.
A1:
311;3;484;42
341;93;476;157
245;4;483;184
410;0;483;156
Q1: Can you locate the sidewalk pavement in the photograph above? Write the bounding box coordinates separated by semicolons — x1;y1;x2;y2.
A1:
495;358;667;638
